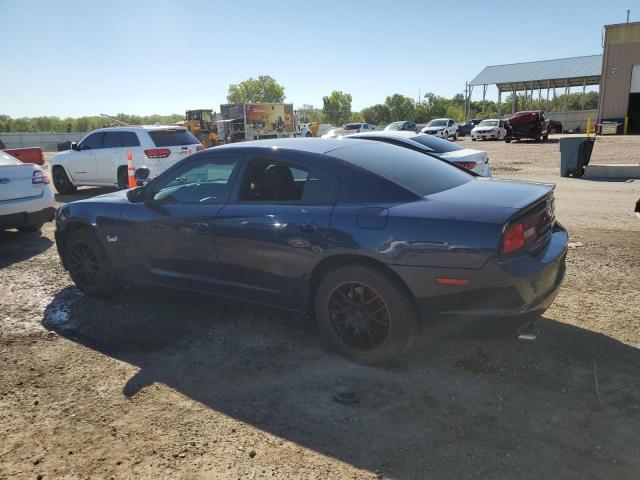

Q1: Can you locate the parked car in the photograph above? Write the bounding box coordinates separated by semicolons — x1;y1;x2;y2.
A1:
457;119;482;137
547;119;563;134
420;118;458;139
342;122;375;134
2;147;45;165
384;121;417;132
471;119;508;141
0;150;55;232
345;130;491;176
54;138;567;364
50;126;203;194
505;111;550;143
321;128;343;139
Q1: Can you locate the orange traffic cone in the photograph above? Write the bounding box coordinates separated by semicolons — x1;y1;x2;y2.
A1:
127;149;136;188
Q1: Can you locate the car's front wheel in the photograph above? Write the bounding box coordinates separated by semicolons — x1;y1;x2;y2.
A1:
52;166;77;194
315;264;418;365
64;228;114;297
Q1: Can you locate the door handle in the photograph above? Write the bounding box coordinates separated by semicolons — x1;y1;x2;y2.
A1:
192;221;210;233
297;221;317;233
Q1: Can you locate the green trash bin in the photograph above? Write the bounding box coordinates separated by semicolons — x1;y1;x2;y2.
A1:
560;137;595;178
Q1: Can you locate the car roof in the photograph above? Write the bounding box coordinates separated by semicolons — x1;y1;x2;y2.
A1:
92;125;188;133
210;137;358;155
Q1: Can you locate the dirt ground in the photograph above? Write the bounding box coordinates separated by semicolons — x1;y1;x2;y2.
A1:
1;135;639;479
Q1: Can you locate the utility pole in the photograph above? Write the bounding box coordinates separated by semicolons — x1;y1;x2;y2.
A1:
626;9;630;22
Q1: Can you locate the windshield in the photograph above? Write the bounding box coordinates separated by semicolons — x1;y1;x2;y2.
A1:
385;122;404;131
330;142;472;197
148;129;199;147
479;120;498;127
427;119;447;127
409;134;464;153
343;123;362;131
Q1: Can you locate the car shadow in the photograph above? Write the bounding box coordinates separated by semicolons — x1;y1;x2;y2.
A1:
42;286;640;478
0;228;54;267
55;187;117;204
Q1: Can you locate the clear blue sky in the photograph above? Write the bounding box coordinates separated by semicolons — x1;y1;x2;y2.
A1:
0;0;633;117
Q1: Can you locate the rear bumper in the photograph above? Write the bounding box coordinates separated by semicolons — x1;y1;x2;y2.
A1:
390;224;568;331
0;206;55;230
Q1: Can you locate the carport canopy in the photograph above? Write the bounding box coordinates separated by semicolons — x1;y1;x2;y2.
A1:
467;54;602;116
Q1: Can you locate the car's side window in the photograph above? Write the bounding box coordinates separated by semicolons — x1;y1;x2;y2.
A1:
237;158;338;205
151;157;239;204
102;132;122;149
79;132;103;150
122;132;140;147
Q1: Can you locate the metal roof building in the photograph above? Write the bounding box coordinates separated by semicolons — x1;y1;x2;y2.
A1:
467;54;603;116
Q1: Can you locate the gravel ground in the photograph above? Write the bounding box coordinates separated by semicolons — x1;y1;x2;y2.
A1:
1;136;639;479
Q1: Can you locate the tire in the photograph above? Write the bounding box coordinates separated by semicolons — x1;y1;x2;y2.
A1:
52;166;77;194
305;131;312;137
117;167;129;190
315;264;418;365
542;134;549;141
471;138;476;141
63;228;114;297
17;223;44;233
505;137;512;143
453;131;458;140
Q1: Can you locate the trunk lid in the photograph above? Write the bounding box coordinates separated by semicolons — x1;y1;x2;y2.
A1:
146;128;202;169
0;163;42;201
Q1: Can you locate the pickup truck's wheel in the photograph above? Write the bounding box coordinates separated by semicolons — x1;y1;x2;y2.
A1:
117;167;129;190
64;228;114;297
315;264;418;365
52;166;77;194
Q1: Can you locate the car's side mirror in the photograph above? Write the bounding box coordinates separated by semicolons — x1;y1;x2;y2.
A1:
71;142;79;151
135;166;151;186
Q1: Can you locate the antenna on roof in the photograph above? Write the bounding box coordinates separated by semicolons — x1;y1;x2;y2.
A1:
100;114;129;126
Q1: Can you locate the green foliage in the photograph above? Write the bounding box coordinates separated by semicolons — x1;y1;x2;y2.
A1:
297;105;324;124
360;104;390;125
384;94;415;122
0;113;184;133
322;91;353;126
227;75;285;103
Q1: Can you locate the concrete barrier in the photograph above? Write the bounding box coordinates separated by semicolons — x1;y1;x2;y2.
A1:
0;132;87;151
584;164;640;179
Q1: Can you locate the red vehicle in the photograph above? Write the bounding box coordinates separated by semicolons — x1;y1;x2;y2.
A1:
1;147;45;165
505;111;549;143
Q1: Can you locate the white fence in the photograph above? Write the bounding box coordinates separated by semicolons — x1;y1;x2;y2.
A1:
545;110;597;133
0;132;87;151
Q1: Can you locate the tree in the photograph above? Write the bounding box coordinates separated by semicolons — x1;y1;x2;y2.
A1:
322;91;352;126
360;104;391;125
384;94;415;122
227;75;285;103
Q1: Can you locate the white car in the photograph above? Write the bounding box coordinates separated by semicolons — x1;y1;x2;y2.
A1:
0;150;55;232
420;118;458;140
471;119;507;141
50;126;202;194
321;127;344;138
343;130;491;177
342;122;375;134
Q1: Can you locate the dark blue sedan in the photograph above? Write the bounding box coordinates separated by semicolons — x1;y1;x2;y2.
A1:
54;138;568;364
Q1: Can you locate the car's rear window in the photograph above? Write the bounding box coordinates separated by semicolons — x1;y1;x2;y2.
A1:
148;129;199;147
409;134;464;153
331;142;473;197
343;124;362;130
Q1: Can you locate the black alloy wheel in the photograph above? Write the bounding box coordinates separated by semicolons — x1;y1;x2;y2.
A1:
64;229;114;297
52;166;77;194
326;281;392;352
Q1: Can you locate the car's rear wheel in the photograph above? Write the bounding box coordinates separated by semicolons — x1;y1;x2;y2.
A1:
64;228;114;297
117;166;129;190
52;166;77;194
315;264;418;365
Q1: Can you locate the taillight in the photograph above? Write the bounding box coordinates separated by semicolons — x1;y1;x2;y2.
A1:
196;145;205;151
502;223;525;255
456;161;477;170
144;148;171;159
32;170;50;185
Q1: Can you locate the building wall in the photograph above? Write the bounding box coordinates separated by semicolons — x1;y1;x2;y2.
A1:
598;22;640;120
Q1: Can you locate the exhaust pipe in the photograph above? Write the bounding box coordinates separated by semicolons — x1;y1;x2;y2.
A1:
518;322;538;342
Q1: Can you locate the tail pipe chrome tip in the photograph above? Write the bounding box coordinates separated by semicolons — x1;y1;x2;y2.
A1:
518;322;538;343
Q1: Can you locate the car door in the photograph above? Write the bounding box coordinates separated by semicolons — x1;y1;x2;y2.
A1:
215;155;339;310
97;131;123;185
66;132;103;183
120;154;242;291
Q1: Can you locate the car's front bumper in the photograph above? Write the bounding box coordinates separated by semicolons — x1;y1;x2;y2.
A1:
389;223;568;334
472;131;499;140
423;130;446;138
